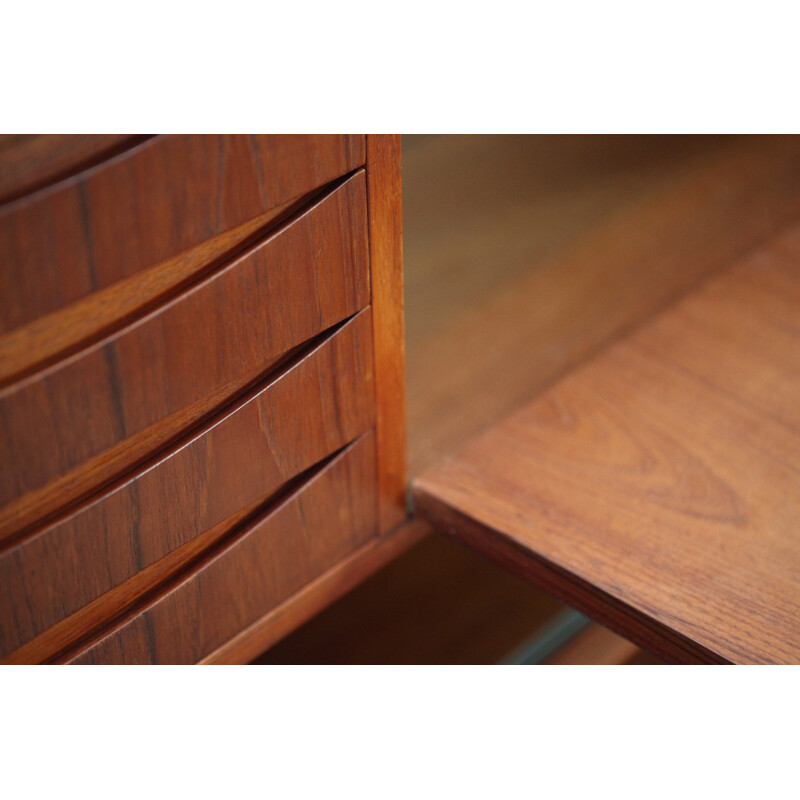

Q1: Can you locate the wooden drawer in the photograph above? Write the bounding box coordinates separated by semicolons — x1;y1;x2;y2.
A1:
0;135;140;205
0;310;374;663
0;173;369;540
0;134;406;665
0;134;365;382
67;433;377;664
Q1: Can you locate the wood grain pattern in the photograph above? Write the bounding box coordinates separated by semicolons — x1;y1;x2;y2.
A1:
0;174;369;541
414;229;800;664
66;434;379;665
0;135;145;205
0;192;313;385
206;520;430;665
366;135;407;534
0;311;375;661
404;135;800;478
0;134;365;377
256;135;756;665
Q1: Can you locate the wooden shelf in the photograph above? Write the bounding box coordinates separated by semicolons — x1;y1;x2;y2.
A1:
404;134;800;477
414;228;800;664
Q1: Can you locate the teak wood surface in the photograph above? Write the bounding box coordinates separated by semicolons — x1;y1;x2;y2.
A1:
0;134;410;664
0;311;375;662
0;174;369;541
206;519;430;664
415;228;800;664
405;135;800;478
259;135;800;665
67;434;378;665
0;135;143;205
191;136;410;662
0;134;364;382
366;135;407;534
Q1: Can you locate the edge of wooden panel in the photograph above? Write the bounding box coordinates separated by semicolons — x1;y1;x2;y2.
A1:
200;519;430;664
412;483;730;665
366;134;408;534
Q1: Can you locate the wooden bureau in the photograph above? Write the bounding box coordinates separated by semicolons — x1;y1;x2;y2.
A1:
0;134;408;664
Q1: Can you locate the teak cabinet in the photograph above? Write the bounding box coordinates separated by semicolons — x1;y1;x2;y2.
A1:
4;134;800;665
0;134;408;664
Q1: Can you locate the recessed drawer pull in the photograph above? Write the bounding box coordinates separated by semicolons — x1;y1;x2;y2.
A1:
0;310;374;663
66;434;377;665
0;173;369;541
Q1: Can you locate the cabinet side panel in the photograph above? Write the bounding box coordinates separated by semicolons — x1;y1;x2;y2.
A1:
366;135;407;533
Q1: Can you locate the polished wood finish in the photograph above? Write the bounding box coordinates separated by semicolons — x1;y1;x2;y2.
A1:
0;135;143;205
67;434;378;664
206;519;430;664
0;134;365;379
366;135;407;534
404;135;800;477
0;174;369;541
0;193;308;385
414;229;800;664
0;311;375;661
0;134;409;665
262;135;787;665
194;138;409;663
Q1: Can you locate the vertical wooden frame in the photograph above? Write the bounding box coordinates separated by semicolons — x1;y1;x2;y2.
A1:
366;135;408;534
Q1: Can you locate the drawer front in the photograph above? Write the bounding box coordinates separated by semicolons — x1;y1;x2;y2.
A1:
0;311;374;661
0;135;140;205
0;134;365;382
0;173;369;541
68;433;377;664
0;134;365;334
